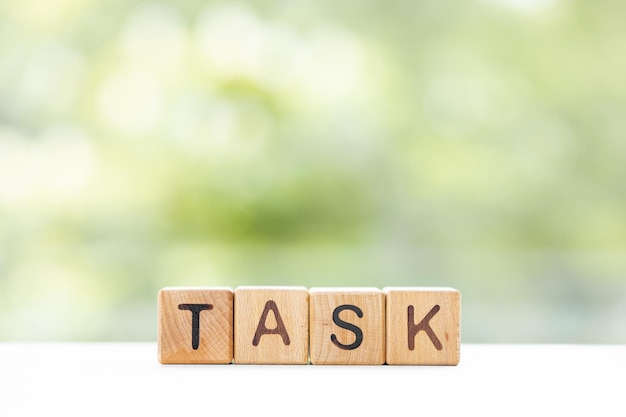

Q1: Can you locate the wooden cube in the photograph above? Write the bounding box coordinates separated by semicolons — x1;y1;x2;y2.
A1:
234;286;309;364
158;287;234;364
309;287;385;365
384;287;460;365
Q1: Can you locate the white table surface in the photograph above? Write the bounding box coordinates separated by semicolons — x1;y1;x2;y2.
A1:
0;343;624;416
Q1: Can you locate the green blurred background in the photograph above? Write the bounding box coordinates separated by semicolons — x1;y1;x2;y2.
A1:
1;0;625;343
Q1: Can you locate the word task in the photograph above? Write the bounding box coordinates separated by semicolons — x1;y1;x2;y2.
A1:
157;286;461;365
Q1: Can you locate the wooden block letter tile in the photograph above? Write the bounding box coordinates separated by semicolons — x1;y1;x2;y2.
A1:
158;287;234;364
384;287;460;365
309;288;385;365
234;286;309;364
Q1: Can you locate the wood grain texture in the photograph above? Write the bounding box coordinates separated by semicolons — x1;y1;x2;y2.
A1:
234;286;309;364
383;287;460;365
309;287;385;365
158;287;233;364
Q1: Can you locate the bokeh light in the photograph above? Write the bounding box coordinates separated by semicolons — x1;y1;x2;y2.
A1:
1;0;625;343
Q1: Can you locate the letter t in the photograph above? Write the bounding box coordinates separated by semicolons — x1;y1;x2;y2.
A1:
178;304;213;350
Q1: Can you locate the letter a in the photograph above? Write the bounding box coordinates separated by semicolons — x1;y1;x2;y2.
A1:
252;300;291;346
408;305;443;350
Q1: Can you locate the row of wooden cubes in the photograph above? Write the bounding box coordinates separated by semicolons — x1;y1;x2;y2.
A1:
158;286;460;365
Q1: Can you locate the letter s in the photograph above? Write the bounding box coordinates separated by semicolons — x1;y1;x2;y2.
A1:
330;304;363;350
